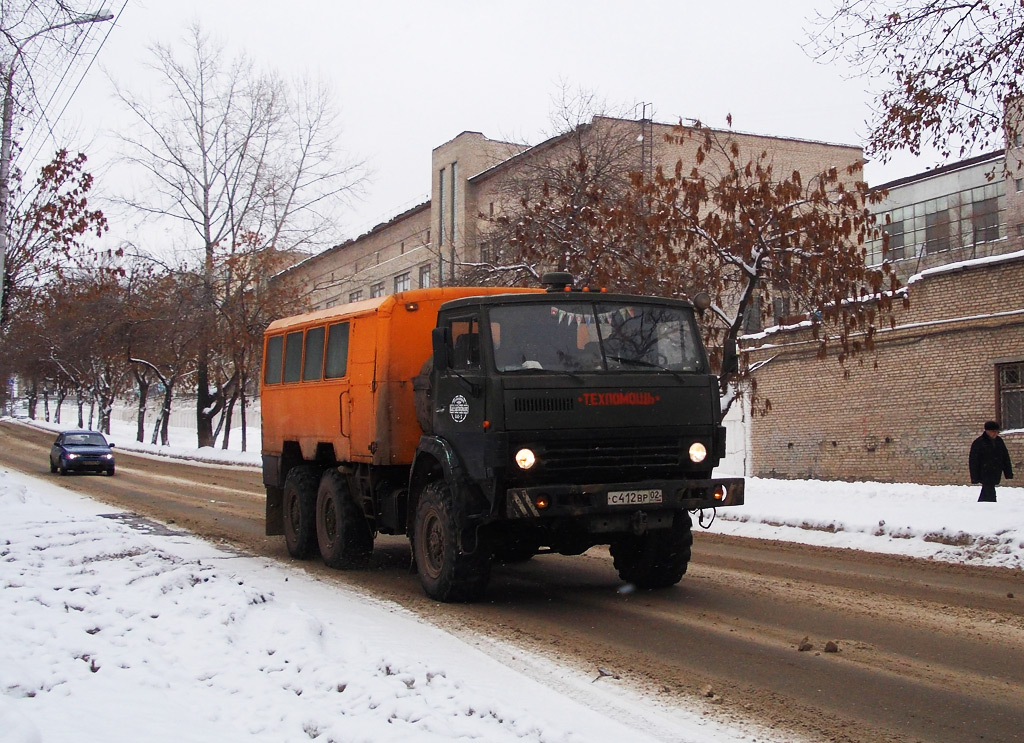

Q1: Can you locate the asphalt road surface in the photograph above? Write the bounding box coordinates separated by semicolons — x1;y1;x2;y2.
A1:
3;420;1022;743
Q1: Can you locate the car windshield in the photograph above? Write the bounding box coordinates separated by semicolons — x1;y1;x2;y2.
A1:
489;300;705;373
63;433;107;447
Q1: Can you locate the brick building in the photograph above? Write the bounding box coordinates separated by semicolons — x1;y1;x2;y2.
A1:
745;251;1024;485
742;115;1024;486
277;116;863;310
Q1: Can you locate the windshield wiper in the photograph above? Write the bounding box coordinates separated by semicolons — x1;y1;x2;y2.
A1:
607;355;662;369
606;356;684;379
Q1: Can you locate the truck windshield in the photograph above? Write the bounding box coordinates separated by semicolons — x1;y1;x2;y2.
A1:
489;301;705;373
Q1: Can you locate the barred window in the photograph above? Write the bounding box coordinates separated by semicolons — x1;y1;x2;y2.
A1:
999;362;1024;430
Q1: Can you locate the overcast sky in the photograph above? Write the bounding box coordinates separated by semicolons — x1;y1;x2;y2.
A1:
23;0;937;252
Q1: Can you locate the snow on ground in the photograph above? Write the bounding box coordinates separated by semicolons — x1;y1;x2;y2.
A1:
2;416;1022;743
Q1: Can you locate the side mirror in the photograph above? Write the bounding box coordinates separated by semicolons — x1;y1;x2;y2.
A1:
431;327;450;372
721;338;739;377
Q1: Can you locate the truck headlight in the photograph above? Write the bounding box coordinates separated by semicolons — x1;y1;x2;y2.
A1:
688;442;707;463
514;448;537;470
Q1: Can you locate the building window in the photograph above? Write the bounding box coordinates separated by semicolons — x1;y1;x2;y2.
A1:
438;168;446;245
972;197;1000;244
883;220;906;260
394;272;410;293
370;282;385;298
450;161;458;244
419;265;431;288
1016;179;1023;193
925;210;951;253
349;290;363;303
999;362;1024;430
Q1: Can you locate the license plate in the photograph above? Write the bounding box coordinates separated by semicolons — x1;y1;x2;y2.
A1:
607;489;663;505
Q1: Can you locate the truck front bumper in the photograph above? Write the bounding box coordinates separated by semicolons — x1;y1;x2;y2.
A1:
505;477;744;520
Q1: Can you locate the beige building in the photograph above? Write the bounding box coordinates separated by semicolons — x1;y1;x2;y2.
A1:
278;116;864;310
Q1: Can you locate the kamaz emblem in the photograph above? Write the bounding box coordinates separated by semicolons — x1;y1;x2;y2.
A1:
450;394;470;423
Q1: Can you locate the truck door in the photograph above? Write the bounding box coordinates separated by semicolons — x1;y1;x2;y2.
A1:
434;313;488;479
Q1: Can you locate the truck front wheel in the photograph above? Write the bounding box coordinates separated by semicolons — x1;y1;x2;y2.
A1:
316;469;373;569
283;466;320;559
413;480;491;602
610;511;693;589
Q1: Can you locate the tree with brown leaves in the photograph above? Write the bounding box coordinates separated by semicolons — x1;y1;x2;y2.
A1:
807;0;1024;160
488;120;902;414
1;148;108;327
639;122;903;412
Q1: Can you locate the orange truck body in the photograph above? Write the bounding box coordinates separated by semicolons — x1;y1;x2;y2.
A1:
261;286;537;468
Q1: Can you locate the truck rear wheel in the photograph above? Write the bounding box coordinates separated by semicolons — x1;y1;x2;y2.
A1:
283;466;320;559
610;511;693;589
316;469;373;568
413;480;491;602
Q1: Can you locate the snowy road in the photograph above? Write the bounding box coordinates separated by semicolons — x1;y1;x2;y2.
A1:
2;420;1023;743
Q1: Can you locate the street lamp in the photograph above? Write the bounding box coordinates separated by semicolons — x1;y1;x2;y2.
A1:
0;9;114;324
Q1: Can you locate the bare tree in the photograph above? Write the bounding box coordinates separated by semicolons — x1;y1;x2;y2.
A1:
213;233;308;451
806;0;1024;160
113;24;365;447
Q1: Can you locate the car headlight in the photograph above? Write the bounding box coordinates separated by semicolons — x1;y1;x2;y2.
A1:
688;442;707;463
65;452;79;460
102;453;114;460
514;448;537;470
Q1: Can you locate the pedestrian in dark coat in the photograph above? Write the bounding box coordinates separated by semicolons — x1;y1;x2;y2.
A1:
969;421;1014;502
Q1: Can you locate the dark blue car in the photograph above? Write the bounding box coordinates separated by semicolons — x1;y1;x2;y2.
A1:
49;430;116;476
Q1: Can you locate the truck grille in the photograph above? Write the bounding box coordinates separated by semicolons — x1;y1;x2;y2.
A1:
513;396;575;413
540;437;681;476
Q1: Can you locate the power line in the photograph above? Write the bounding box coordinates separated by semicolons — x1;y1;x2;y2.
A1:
13;1;127;181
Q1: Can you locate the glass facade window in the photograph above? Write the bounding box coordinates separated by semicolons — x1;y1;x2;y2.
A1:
867;180;1005;265
925;210;951;253
972;197;1000;244
882;220;906;261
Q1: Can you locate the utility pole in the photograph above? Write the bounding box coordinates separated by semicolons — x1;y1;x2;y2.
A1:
0;8;113;324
